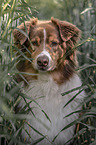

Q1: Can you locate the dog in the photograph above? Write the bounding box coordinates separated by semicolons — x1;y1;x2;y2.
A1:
13;17;85;145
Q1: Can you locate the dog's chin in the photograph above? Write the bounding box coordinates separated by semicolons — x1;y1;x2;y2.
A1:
37;65;56;73
38;67;48;72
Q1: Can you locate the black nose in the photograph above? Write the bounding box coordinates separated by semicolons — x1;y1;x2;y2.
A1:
37;55;49;70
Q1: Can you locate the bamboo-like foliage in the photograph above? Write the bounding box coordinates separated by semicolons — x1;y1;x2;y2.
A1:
0;0;96;145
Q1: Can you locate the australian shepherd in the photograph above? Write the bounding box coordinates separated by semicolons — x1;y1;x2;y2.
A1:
13;17;85;145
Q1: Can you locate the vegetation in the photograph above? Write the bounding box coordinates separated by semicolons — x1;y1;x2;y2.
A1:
0;0;96;144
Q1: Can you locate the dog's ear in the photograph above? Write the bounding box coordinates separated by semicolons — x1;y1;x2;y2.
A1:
13;18;38;46
51;17;81;50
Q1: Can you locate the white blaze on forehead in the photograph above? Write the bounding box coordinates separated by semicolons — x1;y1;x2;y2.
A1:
34;29;54;71
43;29;46;50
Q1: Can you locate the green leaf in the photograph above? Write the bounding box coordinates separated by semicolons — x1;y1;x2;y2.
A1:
31;137;45;145
63;89;84;108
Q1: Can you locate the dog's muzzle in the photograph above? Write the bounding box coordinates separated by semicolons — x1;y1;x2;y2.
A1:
35;50;55;72
37;55;49;71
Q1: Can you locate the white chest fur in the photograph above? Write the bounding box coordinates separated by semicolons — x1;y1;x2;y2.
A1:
22;73;84;145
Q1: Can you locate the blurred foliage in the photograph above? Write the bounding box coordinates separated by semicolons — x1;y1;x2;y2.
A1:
0;0;96;144
26;0;95;24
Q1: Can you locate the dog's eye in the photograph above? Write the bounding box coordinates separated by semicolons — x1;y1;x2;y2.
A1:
51;41;58;46
32;40;38;46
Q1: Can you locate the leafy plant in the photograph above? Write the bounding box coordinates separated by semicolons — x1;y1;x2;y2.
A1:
0;0;35;144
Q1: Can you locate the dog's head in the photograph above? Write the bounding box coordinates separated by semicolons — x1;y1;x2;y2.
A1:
13;18;81;83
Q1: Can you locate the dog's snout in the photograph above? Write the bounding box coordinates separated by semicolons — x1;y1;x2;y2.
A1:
37;55;49;71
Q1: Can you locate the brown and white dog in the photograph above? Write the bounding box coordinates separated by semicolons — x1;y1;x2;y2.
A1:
13;18;85;145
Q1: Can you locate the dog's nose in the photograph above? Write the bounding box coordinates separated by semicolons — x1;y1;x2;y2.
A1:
37;55;49;70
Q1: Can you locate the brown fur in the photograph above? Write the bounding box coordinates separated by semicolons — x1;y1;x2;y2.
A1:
13;17;81;85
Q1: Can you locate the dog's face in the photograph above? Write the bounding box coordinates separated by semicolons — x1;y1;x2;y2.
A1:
29;22;62;71
13;18;81;79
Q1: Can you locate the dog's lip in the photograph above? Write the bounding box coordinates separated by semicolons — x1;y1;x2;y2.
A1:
37;66;48;71
37;65;56;72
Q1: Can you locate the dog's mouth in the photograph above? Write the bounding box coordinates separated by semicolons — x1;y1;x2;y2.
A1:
37;63;56;72
37;65;49;72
